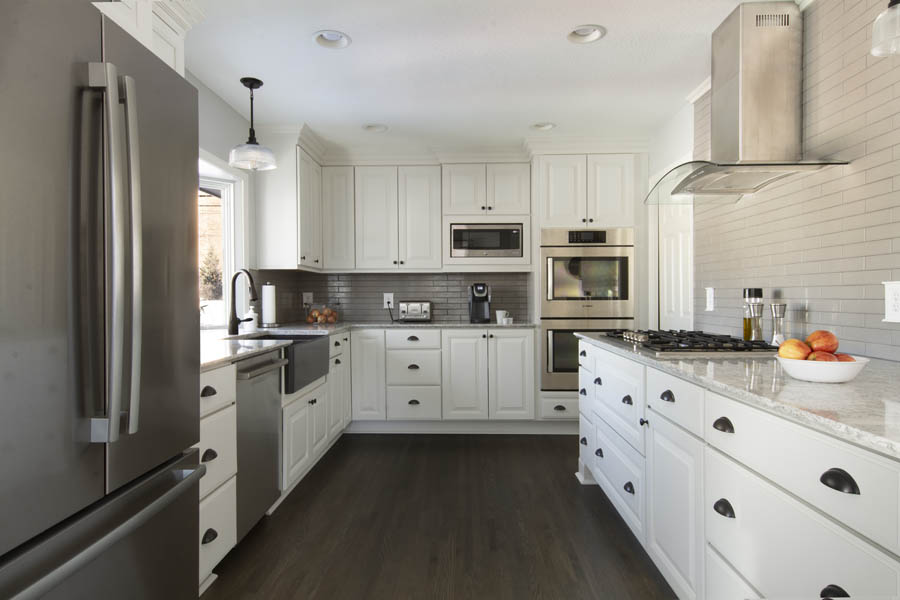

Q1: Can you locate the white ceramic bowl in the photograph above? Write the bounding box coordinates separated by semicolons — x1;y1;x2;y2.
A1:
776;355;869;383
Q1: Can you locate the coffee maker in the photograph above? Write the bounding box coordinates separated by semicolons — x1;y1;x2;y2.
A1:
468;283;491;324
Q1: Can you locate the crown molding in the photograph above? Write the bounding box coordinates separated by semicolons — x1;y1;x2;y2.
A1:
523;136;649;156
321;147;440;166
797;0;817;11
298;124;327;165
686;77;711;104
431;144;530;164
152;0;204;35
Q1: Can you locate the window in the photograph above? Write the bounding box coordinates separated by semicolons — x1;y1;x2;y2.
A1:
198;184;227;327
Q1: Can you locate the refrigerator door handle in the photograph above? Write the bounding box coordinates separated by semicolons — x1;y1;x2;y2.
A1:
119;74;142;436
86;62;126;444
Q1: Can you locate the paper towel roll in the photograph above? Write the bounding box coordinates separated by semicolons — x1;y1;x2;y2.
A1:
261;283;278;326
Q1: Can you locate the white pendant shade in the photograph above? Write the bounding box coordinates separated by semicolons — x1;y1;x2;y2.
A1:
872;2;900;57
228;143;277;171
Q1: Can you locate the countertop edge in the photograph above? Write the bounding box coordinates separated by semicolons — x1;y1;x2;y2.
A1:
200;339;293;373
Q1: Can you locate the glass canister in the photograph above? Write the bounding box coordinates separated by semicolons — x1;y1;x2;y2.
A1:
742;288;764;341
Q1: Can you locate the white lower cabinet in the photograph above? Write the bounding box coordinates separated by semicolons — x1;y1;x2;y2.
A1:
282;394;312;489
704;545;759;600
328;355;347;439
488;330;534;420
351;329;386;420
197;404;237;499
592;413;645;543
310;386;330;457
646;409;704;600
199;475;237;587
386;385;442;420
442;329;489;419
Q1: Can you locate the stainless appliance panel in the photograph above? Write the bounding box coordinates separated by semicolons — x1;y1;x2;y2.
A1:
540;246;635;319
540;227;634;246
0;0;107;558
0;450;203;600
102;18;200;492
235;351;282;541
540;320;634;391
450;223;523;257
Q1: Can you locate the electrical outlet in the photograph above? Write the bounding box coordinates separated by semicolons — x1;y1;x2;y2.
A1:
383;292;394;309
705;287;715;311
884;281;900;323
302;292;313;305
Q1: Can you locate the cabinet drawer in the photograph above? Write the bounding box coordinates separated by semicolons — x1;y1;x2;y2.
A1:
197;405;237;500
593;349;645;455
329;333;347;357
386;349;441;385
199;475;237;585
706;391;900;556
385;329;441;349
705;545;759;600
646;368;704;437
386;386;442;420
578;368;598;419
578;341;594;372
579;413;596;475
539;397;578;419
199;364;236;418
705;447;900;598
592;412;645;542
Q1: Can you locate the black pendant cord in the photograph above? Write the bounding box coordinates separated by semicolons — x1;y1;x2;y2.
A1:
891;0;900;8
247;89;258;145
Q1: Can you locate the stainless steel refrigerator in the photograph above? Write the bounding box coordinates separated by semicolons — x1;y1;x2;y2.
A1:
0;1;202;597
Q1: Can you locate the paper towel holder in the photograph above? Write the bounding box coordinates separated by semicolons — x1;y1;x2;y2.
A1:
261;282;280;328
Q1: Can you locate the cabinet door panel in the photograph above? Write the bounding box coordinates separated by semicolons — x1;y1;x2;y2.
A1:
355;167;399;269
399;166;441;269
311;388;329;456
487;163;530;214
322;166;355;269
298;149;321;268
488;330;534;420
538;155;586;228
442;163;486;215
441;329;488;419
351;330;386;420
283;399;311;488
586;154;634;227
328;357;345;439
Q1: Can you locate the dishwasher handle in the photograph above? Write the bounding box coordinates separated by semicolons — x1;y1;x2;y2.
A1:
237;359;288;380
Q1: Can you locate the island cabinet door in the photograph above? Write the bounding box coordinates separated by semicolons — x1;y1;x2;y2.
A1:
646;410;704;600
442;329;488;419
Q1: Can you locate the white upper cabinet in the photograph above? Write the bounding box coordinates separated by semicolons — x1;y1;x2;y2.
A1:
355;167;399;269
441;329;489;420
398;166;442;269
322;166;355;270
442;164;486;215
297;149;322;269
587;154;635;227
537;155;587;227
488;329;534;420
486;163;530;214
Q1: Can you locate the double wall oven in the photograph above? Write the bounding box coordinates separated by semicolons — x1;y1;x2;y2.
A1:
540;228;635;391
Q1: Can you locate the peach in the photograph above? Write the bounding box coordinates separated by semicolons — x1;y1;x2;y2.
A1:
834;353;856;362
778;338;812;360
807;351;838;362
806;330;839;354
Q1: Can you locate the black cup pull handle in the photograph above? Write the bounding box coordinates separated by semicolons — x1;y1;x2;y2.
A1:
594;377;602;385
820;584;850;598
580;437;587;446
201;449;218;463
819;468;861;495
622;395;633;406
200;385;217;398
407;335;419;341
201;528;218;545
408;364;420;370
408;399;420;406
595;448;603;458
713;498;736;519
553;404;566;412
579;388;587;396
623;481;635;495
713;417;735;434
335;359;341;365
660;390;675;403
334;340;340;346
580;350;587;357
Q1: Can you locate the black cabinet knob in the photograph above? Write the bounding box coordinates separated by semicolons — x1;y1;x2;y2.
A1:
482;334;487;338
489;333;494;338
579;388;587;396
408;364;420;370
308;398;317;405
581;218;587;223
595;448;603;458
820;584;850;598
201;448;218;463
201;528;218;545
553;404;566;412
639;418;649;426
594;377;602;385
343;337;348;342
588;218;594;223
579;350;587;357
200;385;217;398
623;481;635;495
301;255;306;260
713;498;735;519
314;259;319;263
622;395;633;406
481;206;486;210
660;390;675;403
487;206;493;210
713;416;735;434
407;335;419;341
408;399;420;406
400;260;405;264
393;260;398;265
820;468;861;495
580;437;587;446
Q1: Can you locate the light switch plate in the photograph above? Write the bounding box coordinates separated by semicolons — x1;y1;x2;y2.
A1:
705;287;715;311
302;292;313;305
884;282;900;323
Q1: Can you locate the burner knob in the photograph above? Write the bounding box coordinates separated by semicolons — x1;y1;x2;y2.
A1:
635;333;649;343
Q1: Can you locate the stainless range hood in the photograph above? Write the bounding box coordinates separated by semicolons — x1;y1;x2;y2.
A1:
646;2;846;205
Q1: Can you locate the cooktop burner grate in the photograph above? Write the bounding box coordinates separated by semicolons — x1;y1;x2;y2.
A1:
605;330;778;354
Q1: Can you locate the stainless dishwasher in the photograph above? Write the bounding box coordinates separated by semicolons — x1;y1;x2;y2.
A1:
235;350;287;542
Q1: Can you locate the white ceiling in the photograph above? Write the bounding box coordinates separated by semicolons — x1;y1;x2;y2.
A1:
186;0;746;154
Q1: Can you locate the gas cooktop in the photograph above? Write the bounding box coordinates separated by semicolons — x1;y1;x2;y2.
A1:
605;330;778;358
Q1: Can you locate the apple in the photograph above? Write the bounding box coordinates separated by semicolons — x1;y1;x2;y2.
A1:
834;353;856;362
806;330;839;354
807;351;838;362
778;338;812;360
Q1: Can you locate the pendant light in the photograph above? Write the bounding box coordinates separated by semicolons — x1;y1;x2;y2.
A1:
872;0;900;57
228;77;277;171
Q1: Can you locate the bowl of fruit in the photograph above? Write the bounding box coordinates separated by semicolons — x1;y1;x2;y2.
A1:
776;330;868;383
306;306;339;325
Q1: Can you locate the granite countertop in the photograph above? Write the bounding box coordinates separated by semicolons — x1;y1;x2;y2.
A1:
200;337;292;373
576;333;900;461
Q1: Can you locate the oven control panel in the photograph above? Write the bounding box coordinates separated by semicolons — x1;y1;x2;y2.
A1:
568;230;607;244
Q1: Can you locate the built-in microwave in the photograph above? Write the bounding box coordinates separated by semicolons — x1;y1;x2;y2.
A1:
449;223;523;258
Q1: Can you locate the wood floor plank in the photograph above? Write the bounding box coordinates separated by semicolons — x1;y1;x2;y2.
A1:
205;434;675;600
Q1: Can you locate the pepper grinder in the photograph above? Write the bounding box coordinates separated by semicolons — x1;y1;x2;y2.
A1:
770;303;787;346
742;288;764;341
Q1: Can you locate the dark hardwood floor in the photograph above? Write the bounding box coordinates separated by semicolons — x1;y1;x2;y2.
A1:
206;434;675;600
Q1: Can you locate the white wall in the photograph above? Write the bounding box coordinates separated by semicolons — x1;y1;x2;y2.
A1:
648;103;694;183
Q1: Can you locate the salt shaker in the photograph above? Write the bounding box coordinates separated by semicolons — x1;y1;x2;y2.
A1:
770;303;786;346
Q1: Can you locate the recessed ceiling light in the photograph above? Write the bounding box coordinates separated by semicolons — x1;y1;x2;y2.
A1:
567;24;606;44
314;30;351;49
531;122;556;131
362;124;388;133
